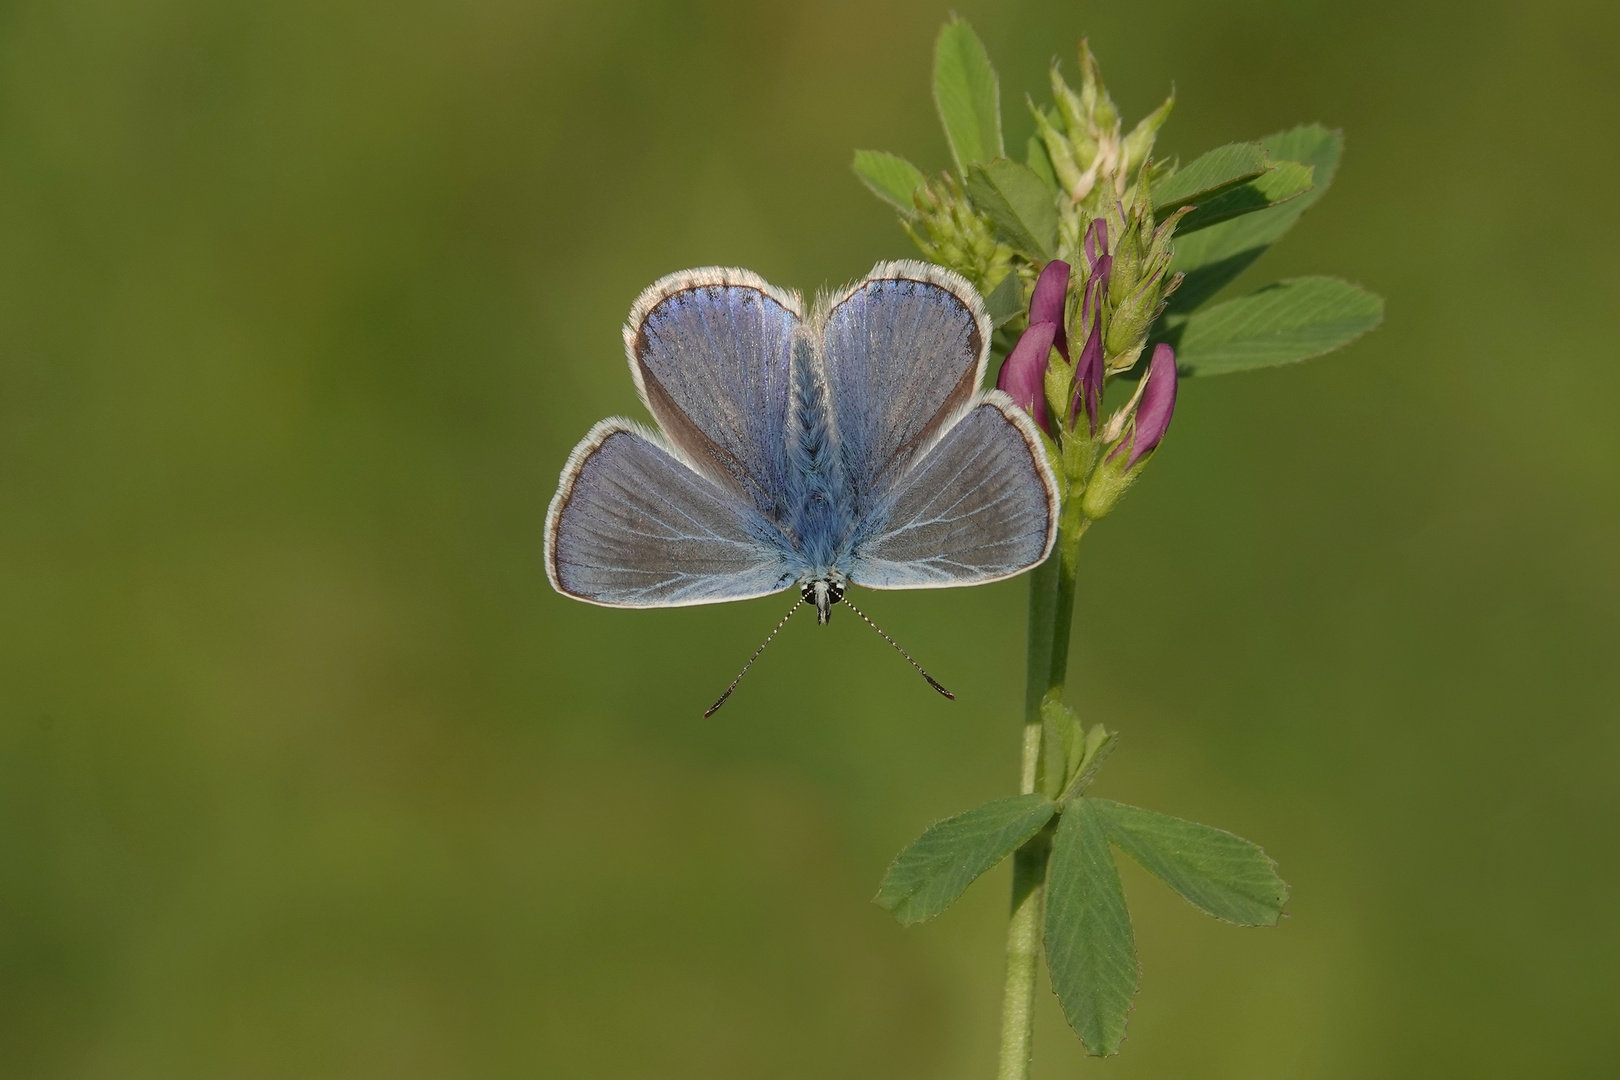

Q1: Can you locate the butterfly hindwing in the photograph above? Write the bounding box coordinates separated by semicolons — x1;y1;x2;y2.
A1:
545;420;795;608
848;394;1059;589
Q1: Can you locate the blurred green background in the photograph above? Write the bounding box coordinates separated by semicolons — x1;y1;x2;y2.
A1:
3;0;1617;1076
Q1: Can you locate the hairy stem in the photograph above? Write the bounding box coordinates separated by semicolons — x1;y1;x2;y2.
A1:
996;505;1087;1080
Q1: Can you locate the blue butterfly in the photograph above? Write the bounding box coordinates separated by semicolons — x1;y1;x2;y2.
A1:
545;261;1060;713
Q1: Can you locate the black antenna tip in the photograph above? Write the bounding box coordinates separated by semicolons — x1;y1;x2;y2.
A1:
702;596;804;718
840;592;954;702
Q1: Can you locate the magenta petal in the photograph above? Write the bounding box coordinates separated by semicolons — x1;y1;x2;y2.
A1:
1084;218;1109;269
1080;264;1110;326
1070;320;1104;432
1029;261;1071;360
1128;343;1178;467
998;320;1059;436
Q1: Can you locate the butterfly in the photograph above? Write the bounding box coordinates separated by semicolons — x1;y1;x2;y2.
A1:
544;260;1060;714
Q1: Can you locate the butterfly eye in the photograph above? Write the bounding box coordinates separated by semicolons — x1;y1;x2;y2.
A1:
800;584;819;603
827;583;845;604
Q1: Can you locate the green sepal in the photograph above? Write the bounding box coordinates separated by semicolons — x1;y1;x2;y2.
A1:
1042;344;1074;434
1045;798;1138;1056
1122;88;1174;174
1154;275;1384;376
1093;799;1289;925
852;150;927;215
1030;102;1083;195
1077;441;1147;520
1048;62;1091;152
1061;429;1100;496
1075;39;1119;135
965;159;1059;260
874;794;1057;926
1035;426;1064;481
933;16;1003;174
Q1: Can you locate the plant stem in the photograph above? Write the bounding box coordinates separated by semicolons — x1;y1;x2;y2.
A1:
996;504;1088;1080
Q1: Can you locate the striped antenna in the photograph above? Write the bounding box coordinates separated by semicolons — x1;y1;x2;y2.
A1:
703;597;805;718
839;594;954;701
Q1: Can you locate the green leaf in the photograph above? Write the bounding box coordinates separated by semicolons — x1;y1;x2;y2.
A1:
933;16;1003;174
983;270;1025;328
1168;125;1343;311
1061;724;1118;801
1039;699;1085;798
1026;134;1057;192
1045;798;1137;1056
852;150;926;215
1093;800;1289;925
1149;142;1268;214
966;158;1058;259
1173;160;1314;234
1159;276;1383;376
874;794;1055;926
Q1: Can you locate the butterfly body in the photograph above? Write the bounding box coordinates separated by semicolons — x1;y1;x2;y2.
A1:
546;261;1061;642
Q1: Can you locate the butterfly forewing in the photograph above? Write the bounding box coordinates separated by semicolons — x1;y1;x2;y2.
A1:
817;262;989;508
626;269;802;521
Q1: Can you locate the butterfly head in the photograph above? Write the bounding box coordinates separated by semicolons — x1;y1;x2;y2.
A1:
801;576;846;625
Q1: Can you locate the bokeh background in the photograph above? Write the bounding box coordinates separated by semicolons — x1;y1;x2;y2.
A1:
3;0;1617;1076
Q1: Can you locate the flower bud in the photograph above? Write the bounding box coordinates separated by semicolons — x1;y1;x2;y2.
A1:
1031;104;1084;196
1079;344;1178;519
904;174;1013;297
1122;343;1178;467
1083;218;1109;269
1028;260;1071;360
998;319;1059;436
1105;277;1159;365
1071;317;1104;434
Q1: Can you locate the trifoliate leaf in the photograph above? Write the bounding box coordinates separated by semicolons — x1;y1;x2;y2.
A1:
874;794;1055;925
1173;161;1314;234
852;150;926;214
1158;276;1383;375
1045;798;1138;1056
933;16;1003;174
1149;142;1268;214
966;159;1058;259
1168;125;1344;311
1093;799;1289;925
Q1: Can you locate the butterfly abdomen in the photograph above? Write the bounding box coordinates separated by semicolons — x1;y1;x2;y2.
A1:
786;335;855;577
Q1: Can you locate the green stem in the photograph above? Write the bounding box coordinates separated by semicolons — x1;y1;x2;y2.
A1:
996;504;1088;1080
